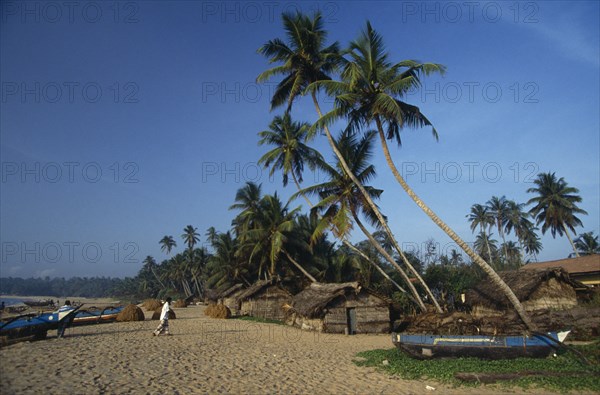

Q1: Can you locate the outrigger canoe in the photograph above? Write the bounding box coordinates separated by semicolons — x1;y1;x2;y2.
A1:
1;305;124;345
0;306;82;345
392;331;570;359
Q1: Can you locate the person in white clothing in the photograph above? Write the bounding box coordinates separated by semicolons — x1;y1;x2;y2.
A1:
153;297;172;336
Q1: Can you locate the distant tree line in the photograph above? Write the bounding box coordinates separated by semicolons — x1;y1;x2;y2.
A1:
0;276;132;299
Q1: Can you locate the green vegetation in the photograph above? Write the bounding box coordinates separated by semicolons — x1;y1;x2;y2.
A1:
354;344;600;392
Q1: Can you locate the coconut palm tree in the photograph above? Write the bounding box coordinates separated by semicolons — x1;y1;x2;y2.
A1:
573;232;600;256
522;225;543;261
142;255;165;289
527;172;588;257
258;14;443;312
296;130;430;310
159;235;177;255
258;113;324;205
230;182;263;236
236;193;316;282
487;196;510;261
258;113;409;296
307;20;534;328
467;204;494;263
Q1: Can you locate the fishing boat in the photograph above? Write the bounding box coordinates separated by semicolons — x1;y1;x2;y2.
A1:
0;306;82;345
391;331;570;359
71;306;124;326
23;299;55;308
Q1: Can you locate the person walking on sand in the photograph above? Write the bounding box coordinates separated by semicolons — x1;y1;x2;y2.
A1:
153;297;172;336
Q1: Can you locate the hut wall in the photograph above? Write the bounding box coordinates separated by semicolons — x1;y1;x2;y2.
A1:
523;278;578;311
240;286;291;321
286;314;324;332
322;292;390;334
222;294;242;316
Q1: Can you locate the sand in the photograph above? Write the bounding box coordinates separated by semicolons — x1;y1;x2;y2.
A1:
0;305;572;395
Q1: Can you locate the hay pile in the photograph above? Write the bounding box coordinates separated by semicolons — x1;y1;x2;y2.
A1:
204;303;231;319
172;299;187;308
116;304;145;322
151;308;176;320
143;299;162;311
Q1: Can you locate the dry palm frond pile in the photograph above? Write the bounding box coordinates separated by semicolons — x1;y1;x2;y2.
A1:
205;303;231;319
172;299;188;308
143;299;162;311
151;308;176;320
116;304;145;322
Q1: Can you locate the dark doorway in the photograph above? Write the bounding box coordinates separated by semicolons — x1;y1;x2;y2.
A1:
346;308;357;335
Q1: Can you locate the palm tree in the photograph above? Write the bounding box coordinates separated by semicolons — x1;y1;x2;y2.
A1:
258;13;440;312
527;172;588;257
467;204;494;263
236;193;316;282
182;225;200;252
142;255;165;289
258;113;409;297
311;20;533;328
230;182;263;236
522;225;543;261
573;232;600;256
258;113;324;206
159;235;177;255
487;196;510;261
296;130;431;310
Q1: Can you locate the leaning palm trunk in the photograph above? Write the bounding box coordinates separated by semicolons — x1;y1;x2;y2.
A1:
373;117;536;331
283;251;317;282
562;224;580;257
292;174;410;297
311;93;441;313
354;215;426;311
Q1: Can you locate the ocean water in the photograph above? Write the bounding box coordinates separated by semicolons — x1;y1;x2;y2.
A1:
0;297;25;306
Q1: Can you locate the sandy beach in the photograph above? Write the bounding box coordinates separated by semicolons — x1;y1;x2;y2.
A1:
0;305;577;395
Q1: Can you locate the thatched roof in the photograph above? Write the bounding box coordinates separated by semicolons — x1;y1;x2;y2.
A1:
219;284;244;299
521;254;600;274
467;268;584;309
291;282;361;318
236;279;290;301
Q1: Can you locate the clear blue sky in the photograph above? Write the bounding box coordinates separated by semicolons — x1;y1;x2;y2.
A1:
1;1;598;278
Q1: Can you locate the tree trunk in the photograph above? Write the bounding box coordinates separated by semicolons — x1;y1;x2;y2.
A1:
373;117;536;331
354;214;427;311
151;266;166;289
283;250;317;283
563;224;580;257
481;225;493;263
311;93;441;313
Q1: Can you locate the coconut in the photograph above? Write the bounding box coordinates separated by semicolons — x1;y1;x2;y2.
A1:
116;304;145;322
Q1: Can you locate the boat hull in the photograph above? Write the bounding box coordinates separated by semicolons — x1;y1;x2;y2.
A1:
392;332;563;360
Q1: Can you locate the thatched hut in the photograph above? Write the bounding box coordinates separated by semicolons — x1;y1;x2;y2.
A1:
466;268;584;316
219;284;245;315
287;282;391;334
237;280;292;321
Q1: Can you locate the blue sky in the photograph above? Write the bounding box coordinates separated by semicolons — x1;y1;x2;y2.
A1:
1;1;598;278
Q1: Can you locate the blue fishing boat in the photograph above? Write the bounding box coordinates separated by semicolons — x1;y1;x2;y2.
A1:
391;331;570;359
0;305;83;345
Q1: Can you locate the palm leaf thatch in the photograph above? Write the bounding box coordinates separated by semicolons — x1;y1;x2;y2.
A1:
290;282;361;318
467;268;585;311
